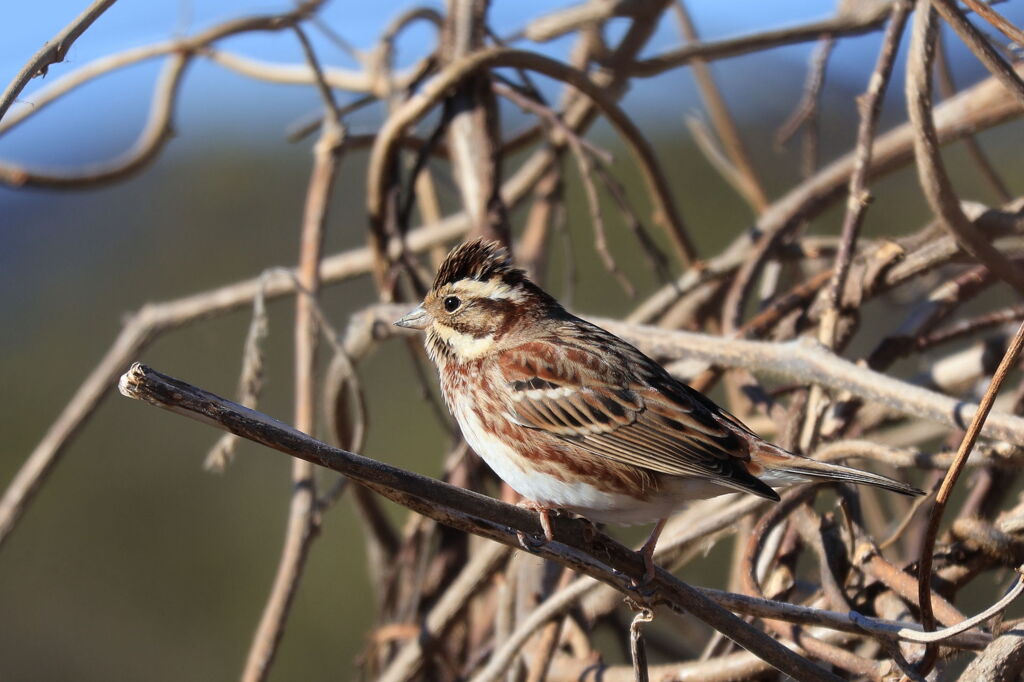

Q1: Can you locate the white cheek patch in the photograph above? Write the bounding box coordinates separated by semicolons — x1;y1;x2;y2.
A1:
432;323;496;359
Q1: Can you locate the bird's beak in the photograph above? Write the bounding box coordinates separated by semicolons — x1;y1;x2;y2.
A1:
394;304;432;330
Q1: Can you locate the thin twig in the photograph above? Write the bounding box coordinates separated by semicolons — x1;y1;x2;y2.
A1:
241;26;343;681
628;3;894;77
931;0;1024;109
630;608;653;682
854;567;1024;643
205;273;271;472
916;318;1024;670
801;0;912;450
774;36;835;162
907;1;1024;295
960;0;1024;49
673;0;768;213
0;0;119;122
819;0;911;350
495;83;635;295
934;31;1012;203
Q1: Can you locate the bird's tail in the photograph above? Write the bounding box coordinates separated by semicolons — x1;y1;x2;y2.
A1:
756;447;924;497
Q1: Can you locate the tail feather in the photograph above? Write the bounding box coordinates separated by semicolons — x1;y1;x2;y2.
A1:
777;458;924;497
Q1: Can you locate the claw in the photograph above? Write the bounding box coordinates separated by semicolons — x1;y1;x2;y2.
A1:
516;528;545;551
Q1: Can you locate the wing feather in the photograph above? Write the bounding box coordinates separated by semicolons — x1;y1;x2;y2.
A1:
498;330;779;501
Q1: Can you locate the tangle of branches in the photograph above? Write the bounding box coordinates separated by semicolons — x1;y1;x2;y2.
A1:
4;0;1024;680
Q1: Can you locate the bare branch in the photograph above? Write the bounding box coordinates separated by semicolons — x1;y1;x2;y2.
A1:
673;0;768;213
239;26;344;681
0;0;119;122
629;2;893;77
916;318;1024;670
932;0;1024;109
0;54;188;188
118;362;843;682
906;1;1024;294
0;196;469;550
366;46;697;293
960;0;1024;49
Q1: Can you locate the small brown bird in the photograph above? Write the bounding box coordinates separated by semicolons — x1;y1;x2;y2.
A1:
396;239;922;578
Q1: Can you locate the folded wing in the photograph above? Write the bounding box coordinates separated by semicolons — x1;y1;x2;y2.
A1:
498;335;780;501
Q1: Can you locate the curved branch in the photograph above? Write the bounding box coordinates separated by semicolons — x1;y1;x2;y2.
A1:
366;46;696;291
720;58;1024;331
0;0;118;123
0;54;188;188
0;11;335;137
0;7;341;188
906;2;1024;294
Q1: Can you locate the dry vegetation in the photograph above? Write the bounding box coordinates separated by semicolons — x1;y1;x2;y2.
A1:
4;0;1024;680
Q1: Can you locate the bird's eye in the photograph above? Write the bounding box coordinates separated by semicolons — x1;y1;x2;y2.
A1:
443;296;461;313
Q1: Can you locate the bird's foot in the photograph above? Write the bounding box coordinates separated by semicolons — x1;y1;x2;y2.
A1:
515;500;555;550
631;518;668;589
638;548;657;586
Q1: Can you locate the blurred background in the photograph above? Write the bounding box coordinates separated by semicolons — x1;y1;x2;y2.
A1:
1;1;1023;680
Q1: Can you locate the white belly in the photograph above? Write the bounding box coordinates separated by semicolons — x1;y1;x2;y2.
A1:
452;396;734;525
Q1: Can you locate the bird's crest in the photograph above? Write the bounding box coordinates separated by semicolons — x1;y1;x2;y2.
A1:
434;238;525;290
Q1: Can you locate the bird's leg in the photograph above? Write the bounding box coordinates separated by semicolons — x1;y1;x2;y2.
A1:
638;518;668;584
515;500;555;549
538;507;555;542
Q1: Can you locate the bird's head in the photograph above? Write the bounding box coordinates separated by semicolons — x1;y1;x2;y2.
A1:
395;239;560;361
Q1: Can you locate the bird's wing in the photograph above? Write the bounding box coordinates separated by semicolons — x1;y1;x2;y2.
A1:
497;333;780;501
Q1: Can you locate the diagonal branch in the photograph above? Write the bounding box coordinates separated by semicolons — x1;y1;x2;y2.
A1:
959;0;1024;49
931;0;1024;109
117;362;841;682
915;318;1024;672
628;2;894;77
0;0;118;122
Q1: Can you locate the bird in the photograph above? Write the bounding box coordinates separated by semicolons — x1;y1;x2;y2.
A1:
395;238;923;580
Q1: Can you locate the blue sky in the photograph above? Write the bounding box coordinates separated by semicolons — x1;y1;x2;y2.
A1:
1;1;1021;166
